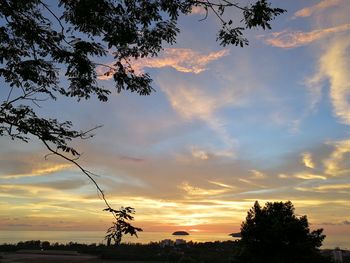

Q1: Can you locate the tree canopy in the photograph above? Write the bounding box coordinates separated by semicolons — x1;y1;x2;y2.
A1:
0;0;285;243
234;201;330;263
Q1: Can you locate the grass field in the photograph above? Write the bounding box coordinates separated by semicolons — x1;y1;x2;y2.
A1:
0;252;161;263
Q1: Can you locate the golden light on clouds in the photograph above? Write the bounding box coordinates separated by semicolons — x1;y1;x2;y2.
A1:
179;182;231;196
317;36;350;125
2;163;73;178
293;0;342;18
261;24;350;48
301;152;315;169
191;147;210;160
133;48;229;74
250;169;265;179
159;80;237;150
324;139;350;176
208;180;235;189
314;183;350;191
97;48;229;80
294;172;326;180
296;184;350;193
238;178;266;188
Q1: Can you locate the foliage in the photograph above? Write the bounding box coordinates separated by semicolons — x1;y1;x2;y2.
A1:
0;0;285;243
234;201;331;263
104;206;142;246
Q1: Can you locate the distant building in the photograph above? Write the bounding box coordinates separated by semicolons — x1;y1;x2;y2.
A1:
229;232;241;238
333;248;343;263
175;239;186;246
160;239;174;247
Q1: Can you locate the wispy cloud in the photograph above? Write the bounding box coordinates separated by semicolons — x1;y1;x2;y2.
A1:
320;37;350;125
190;146;235;160
1;163;72;179
159;80;237;148
119;155;145;163
324;139;350;176
190;6;207;15
261;24;350;48
316;184;350;191
191;147;212;160
250;169;265;179
293;0;342;19
97;48;229;79
301;152;315;169
179;181;232;196
0;151;74;179
294;172;326;180
208;180;235;189
297;183;350;192
308;36;350;125
238;178;266;188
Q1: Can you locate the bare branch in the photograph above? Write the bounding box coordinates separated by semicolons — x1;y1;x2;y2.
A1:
41;139;118;221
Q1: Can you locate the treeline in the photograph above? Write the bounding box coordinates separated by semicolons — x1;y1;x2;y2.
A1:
1;240;347;263
0;240;237;262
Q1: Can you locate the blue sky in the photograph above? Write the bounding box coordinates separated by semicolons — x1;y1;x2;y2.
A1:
1;0;350;238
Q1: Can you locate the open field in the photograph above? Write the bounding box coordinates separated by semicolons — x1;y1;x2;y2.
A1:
0;252;160;263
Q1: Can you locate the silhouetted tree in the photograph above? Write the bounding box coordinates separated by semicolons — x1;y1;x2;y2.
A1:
105;206;142;246
234;201;330;263
0;0;285;242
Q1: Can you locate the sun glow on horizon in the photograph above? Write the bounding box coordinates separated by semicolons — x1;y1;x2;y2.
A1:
0;0;350;245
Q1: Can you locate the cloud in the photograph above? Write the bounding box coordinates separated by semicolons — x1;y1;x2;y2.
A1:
97;48;229;79
301;152;315;169
179;181;232;196
208;181;235;189
119;155;145;163
1;163;73;179
32;179;88;190
0;179;87;196
314;183;350;191
261;24;350;48
250;170;265;179
159;80;237;148
0;151;74;179
190;146;235;160
238;178;266;188
324;139;350;176
293;0;342;18
190;6;207;15
294;172;326;180
191;147;212;160
0;184;90;202
296;182;350;192
310;36;350;125
321;220;350;226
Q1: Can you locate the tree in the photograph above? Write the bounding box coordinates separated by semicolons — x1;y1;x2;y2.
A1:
234;201;330;263
0;0;285;243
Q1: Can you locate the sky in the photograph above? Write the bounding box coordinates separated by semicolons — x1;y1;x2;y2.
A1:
1;0;350;240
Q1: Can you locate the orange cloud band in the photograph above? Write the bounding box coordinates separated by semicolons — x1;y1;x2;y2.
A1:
261;24;350;48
